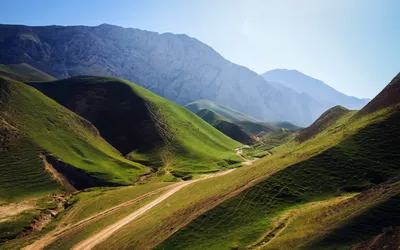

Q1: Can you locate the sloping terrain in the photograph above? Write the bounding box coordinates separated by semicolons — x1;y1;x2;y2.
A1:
0;75;147;242
0;63;56;82
153;74;400;249
156;103;400;250
29;76;241;176
196;109;254;144
0;76;147;200
262;69;369;109
268;121;302;131
0;23;349;126
296;105;350;142
357;72;400;116
186;99;258;122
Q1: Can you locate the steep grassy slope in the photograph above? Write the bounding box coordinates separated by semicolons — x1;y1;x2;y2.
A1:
0;63;56;82
0;76;149;242
186;99;259;122
29;77;241;176
197;109;254;144
296;105;350;142
0;76;147;201
156;105;400;250
357;72;400;116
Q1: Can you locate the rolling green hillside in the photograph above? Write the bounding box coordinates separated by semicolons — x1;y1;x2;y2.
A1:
29;77;241;176
196;108;228;124
185;99;259;122
156;73;400;250
0;63;56;82
157;106;400;250
197;109;254;144
0;76;147;201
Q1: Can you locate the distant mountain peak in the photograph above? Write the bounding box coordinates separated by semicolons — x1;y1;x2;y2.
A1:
262;69;370;110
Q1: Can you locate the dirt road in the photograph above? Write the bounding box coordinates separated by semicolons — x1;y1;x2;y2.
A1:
235;146;259;165
70;169;235;250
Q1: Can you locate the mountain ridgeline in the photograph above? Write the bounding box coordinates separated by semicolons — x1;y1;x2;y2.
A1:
0;24;368;126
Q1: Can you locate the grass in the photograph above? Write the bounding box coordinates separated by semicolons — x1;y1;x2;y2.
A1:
0;63;56;82
29;76;242;176
185;99;259;122
1;182;172;249
265;181;399;250
155;107;400;249
0;76;147;202
196;109;254;144
86;105;392;249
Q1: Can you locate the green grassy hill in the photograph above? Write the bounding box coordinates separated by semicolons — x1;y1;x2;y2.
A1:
29;77;241;177
0;76;147;201
197;109;254;144
185;99;259;122
0;75;148;242
296;105;350;142
155;74;400;249
0;63;56;82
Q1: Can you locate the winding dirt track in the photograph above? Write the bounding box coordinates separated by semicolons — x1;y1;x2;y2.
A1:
23;148;251;250
23;168;236;250
70;169;235;250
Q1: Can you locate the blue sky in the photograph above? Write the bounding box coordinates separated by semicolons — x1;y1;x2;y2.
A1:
2;0;399;98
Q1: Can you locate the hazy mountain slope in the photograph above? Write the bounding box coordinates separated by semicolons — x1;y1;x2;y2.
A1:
29;76;241;176
188;99;300;132
0;63;56;82
197;109;254;144
186;100;258;122
262;69;370;109
1;24;324;126
0;76;147;201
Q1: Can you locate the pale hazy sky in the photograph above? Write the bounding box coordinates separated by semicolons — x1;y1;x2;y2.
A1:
3;0;400;98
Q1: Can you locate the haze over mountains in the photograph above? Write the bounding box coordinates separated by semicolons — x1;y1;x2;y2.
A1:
0;23;369;126
262;69;370;109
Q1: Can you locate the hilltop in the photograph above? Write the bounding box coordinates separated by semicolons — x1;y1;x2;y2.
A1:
357;72;400;116
197;109;254;144
297;105;350;142
29;76;241;176
0;63;56;82
186;100;258;122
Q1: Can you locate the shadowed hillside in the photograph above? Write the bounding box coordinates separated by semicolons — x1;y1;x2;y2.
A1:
357;72;400;117
297;105;350;142
29;76;241;176
197;109;254;144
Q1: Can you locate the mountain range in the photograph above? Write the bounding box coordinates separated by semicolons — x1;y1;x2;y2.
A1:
0;23;369;126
